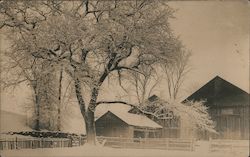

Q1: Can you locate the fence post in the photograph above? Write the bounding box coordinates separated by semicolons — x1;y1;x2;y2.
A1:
208;137;212;152
41;138;43;148
140;137;143;149
51;140;53;148
31;140;33;149
165;138;168;150
193;139;195;151
15;137;18;149
79;136;81;146
191;139;194;151
230;139;233;152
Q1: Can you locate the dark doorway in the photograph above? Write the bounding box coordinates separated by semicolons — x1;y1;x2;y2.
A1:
134;130;145;138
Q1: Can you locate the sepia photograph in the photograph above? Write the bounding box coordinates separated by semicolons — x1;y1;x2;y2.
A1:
0;0;249;157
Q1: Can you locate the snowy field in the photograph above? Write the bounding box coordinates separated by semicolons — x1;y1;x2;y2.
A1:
0;110;249;157
1;142;249;157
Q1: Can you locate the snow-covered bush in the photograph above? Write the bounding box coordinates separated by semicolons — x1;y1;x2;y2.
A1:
134;98;216;134
10;131;85;139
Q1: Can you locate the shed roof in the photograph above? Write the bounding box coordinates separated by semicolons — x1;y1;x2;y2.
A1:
96;110;162;129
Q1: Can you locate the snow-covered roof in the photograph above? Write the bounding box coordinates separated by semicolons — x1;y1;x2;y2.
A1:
96;110;162;129
95;103;132;119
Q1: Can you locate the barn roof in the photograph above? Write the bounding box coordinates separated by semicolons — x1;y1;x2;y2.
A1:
96;110;162;129
184;75;249;107
147;95;160;102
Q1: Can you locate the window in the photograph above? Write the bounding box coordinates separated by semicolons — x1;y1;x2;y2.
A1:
134;130;145;138
221;108;233;115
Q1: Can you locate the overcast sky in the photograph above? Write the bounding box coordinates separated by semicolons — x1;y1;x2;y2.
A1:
1;1;249;113
168;1;249;95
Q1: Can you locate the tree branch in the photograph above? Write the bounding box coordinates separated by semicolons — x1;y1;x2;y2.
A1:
96;100;172;120
96;100;136;107
114;66;144;75
74;77;86;118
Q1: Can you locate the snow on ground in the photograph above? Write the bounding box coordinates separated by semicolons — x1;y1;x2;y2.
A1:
1;142;249;157
0;107;249;157
0;133;34;139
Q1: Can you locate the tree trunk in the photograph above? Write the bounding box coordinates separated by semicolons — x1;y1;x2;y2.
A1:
57;67;63;131
73;78;97;143
33;82;40;131
34;92;40;131
73;70;107;144
85;108;96;144
84;87;99;144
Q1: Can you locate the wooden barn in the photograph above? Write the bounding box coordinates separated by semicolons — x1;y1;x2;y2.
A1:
95;110;162;138
129;95;181;138
184;76;249;140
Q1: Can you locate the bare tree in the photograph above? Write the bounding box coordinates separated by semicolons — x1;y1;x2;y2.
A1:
162;49;191;100
0;1;64;130
126;64;161;104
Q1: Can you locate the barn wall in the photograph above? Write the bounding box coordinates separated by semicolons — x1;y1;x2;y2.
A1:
240;106;249;139
209;105;249;140
179;117;196;139
95;112;162;138
133;126;162;138
95;112;130;137
153;118;181;138
185;76;249;140
128;126;134;138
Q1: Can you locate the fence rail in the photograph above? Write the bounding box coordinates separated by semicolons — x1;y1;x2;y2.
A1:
97;136;195;151
209;139;249;152
1;136;195;151
0;137;86;150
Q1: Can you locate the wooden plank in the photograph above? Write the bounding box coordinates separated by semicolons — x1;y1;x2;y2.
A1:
97;136;194;151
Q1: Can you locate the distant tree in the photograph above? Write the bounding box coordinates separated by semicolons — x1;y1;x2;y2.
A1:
0;0;63;131
125;64;161;104
162;49;191;100
1;45;60;130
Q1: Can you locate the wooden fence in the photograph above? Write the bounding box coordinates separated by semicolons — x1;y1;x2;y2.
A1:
209;139;249;153
97;137;195;151
0;137;86;150
1;136;195;151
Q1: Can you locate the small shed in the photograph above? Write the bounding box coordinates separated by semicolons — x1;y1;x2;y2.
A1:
95;110;162;138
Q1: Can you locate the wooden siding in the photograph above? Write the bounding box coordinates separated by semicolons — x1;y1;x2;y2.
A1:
95;112;162;138
185;76;249;140
95;112;130;137
205;105;249;140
